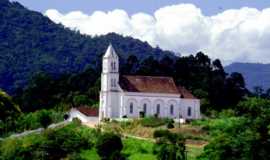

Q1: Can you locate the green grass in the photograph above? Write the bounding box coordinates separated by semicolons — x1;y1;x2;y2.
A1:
122;138;156;160
79;138;204;160
187;145;204;160
80;149;100;160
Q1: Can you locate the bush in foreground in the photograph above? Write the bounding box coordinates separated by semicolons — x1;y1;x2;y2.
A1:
140;117;172;128
0;122;94;159
96;132;124;160
153;130;186;160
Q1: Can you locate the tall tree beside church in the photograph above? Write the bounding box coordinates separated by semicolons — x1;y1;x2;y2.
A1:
121;55;139;74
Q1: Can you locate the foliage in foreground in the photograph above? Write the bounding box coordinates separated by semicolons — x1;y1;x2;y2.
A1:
0;109;64;137
140;117;173;128
153;130;186;160
96;132;124;160
0;122;96;159
198;98;270;160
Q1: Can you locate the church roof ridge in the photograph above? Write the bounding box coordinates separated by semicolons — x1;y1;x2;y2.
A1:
119;75;179;94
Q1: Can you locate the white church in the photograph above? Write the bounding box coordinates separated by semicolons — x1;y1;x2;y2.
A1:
99;44;201;120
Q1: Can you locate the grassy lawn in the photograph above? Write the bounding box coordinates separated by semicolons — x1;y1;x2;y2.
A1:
80;137;203;160
122;138;157;160
102;119;208;141
187;145;204;160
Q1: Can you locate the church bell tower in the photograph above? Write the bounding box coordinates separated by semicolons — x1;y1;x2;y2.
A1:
99;44;120;120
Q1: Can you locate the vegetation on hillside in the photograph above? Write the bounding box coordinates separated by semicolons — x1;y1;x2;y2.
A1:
0;0;250;113
0;0;173;95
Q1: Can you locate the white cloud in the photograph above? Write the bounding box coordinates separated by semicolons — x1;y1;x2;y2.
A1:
45;4;270;64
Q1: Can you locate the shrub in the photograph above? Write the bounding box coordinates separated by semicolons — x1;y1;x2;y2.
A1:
102;118;110;123
153;130;186;160
39;110;53;129
72;117;82;125
153;130;171;138
96;132;124;160
139;111;145;118
167;121;174;129
140;117;170;127
42;124;93;159
0;123;94;160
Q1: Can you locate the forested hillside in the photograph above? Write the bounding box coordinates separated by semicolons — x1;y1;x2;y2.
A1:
0;0;250;114
0;0;173;94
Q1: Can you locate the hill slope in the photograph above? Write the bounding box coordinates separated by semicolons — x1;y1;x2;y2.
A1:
0;0;173;94
225;63;270;90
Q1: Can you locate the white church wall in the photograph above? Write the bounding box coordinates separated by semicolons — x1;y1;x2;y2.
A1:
108;91;121;118
121;92;182;119
140;99;152;116
180;99;200;119
167;99;178;118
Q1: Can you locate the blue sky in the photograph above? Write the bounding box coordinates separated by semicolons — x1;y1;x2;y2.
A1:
13;0;270;16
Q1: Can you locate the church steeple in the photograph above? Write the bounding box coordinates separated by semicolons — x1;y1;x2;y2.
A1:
103;43;118;59
101;44;119;91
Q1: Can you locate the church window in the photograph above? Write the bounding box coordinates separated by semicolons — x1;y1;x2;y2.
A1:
111;62;116;71
156;104;160;114
113;62;116;70
111;79;117;87
143;103;147;113
114;79;116;87
170;104;174;115
130;103;133;114
188;107;192;116
111;62;114;71
111;79;113;87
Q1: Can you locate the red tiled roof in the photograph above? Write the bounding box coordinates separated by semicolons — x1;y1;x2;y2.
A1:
177;86;197;99
119;75;179;94
76;106;99;117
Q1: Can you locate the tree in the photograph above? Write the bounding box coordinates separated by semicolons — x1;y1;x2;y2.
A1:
199;98;270;160
39;110;52;129
153;130;186;160
0;89;21;121
73;94;94;106
253;86;264;97
121;55;139;74
96;133;124;160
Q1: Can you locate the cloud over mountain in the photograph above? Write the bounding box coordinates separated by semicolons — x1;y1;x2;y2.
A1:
45;4;270;64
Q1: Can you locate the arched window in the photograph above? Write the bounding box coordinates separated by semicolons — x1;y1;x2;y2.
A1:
143;103;147;113
156;104;160;114
111;79;117;87
188;107;192;116
170;104;174;115
111;61;116;71
130;103;133;114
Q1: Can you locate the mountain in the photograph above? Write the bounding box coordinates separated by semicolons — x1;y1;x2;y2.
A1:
225;63;270;91
0;0;174;94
